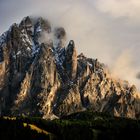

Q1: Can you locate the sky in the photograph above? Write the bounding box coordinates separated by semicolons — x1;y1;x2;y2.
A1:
1;0;140;89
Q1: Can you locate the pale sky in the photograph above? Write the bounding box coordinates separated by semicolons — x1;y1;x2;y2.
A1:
1;0;140;89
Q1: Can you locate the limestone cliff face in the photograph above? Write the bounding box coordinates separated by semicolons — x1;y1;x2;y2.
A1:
11;43;61;119
0;16;140;119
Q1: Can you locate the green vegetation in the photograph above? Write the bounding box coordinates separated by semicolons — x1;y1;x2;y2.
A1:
0;117;54;140
0;111;140;140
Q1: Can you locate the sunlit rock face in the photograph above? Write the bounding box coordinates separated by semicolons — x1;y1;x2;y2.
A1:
0;16;140;119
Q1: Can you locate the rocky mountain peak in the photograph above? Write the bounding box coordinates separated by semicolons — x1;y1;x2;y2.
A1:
0;16;140;119
19;16;33;28
66;40;77;80
35;17;51;33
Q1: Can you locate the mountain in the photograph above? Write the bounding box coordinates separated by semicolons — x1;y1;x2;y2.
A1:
0;16;140;119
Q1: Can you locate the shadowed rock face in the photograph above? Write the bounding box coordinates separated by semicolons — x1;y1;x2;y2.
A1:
0;16;140;119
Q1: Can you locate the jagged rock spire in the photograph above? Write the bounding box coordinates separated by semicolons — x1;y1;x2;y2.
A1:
19;16;33;35
19;16;32;28
35;17;51;33
66;40;77;80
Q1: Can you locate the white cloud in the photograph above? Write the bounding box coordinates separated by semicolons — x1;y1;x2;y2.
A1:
95;0;140;22
111;48;140;89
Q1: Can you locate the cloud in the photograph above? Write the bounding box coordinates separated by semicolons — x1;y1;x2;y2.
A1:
111;49;140;89
0;0;140;89
95;0;140;22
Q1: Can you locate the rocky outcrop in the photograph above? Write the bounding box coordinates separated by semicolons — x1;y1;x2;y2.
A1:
0;16;140;119
19;16;33;36
66;40;77;80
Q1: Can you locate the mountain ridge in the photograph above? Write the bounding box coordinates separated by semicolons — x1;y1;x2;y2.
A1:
0;16;140;119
